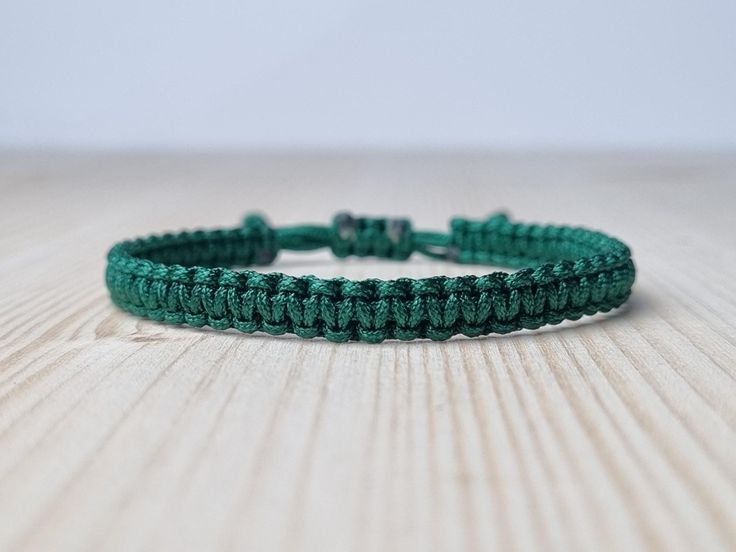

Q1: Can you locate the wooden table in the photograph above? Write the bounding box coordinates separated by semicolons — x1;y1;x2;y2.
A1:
1;152;735;551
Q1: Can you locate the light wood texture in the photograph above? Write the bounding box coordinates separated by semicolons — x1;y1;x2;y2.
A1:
1;151;735;552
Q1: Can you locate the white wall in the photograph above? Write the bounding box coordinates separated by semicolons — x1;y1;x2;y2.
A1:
1;0;735;150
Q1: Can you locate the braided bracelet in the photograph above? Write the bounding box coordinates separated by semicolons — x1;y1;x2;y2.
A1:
105;212;635;343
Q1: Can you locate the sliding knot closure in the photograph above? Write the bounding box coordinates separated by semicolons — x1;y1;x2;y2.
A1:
106;211;636;343
330;212;413;260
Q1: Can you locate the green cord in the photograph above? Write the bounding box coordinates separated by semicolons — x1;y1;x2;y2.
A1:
105;212;635;343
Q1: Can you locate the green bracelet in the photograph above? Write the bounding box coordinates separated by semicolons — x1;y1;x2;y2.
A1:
105;212;635;343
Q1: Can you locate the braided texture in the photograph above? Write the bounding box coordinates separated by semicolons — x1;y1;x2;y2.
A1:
105;212;635;343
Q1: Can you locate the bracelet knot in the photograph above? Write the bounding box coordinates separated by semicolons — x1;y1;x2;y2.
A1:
330;212;413;260
449;212;510;263
242;213;278;265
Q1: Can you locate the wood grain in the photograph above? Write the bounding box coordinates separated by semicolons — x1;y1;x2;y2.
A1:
1;151;735;552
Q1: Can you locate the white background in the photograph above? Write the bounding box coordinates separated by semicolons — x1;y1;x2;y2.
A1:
2;0;735;150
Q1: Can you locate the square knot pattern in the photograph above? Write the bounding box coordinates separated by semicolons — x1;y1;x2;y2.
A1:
105;211;636;343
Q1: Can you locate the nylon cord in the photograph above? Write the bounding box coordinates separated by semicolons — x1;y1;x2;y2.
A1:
105;212;636;343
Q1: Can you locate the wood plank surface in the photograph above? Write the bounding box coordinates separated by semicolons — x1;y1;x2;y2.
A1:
1;151;735;552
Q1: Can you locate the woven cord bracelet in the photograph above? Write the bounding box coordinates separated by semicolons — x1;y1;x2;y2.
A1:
105;212;635;343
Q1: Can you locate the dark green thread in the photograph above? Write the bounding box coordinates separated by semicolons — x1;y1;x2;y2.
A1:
105;212;636;343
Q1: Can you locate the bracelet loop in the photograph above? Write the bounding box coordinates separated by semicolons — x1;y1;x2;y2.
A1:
105;212;636;342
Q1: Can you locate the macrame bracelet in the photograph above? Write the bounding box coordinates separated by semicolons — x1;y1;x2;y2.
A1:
105;212;635;343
